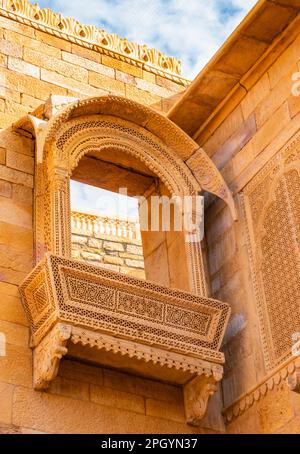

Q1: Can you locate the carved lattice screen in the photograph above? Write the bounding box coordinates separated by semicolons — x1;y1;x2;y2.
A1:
243;134;300;370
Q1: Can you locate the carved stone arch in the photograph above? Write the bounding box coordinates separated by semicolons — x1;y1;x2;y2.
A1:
20;95;235;297
39;119;207;295
43;95;203;160
50;115;199;195
41;96;236;212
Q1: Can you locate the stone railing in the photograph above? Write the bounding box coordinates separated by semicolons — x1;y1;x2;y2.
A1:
71;211;141;241
20;253;231;426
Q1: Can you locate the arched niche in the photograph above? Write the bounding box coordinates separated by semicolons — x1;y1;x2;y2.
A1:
19;95;235;297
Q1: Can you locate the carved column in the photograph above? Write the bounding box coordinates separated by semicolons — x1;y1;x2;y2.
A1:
49;167;71;257
184;198;208;296
186;242;208;297
34;161;47;264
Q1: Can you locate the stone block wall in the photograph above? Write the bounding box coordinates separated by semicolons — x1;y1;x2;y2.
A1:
71;211;145;279
1;355;214;434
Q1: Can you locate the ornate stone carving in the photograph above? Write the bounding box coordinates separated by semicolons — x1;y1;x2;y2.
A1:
184;374;221;426
33;323;71;390
0;0;189;84
20;253;230;424
70;326;224;378
242;131;300;370
287;368;300;394
45;114;207;296
53;116;200;195
43;96;200;162
16;94;233;423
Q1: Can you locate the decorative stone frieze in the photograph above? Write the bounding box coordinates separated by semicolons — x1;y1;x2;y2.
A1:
0;0;189;84
20;253;230;425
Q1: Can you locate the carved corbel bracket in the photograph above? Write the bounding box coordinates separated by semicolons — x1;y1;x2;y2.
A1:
12;115;47;163
186;148;237;221
28;115;47;164
44;95;79;120
183;373;221;426
33;323;72;390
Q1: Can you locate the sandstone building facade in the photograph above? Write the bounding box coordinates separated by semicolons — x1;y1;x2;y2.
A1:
0;0;299;434
71;211;145;280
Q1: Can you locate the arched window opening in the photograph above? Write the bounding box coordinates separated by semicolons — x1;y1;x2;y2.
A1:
70;179;145;280
69;148;189;289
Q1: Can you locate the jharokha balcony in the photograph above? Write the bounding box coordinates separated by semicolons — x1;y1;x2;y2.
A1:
16;94;233;426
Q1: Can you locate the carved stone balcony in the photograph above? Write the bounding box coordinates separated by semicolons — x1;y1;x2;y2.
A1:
20;254;230;426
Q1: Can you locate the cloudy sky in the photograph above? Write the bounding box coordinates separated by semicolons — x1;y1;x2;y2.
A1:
37;0;257;218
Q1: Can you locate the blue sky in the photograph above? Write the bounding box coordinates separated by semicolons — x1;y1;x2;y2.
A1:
36;0;257;218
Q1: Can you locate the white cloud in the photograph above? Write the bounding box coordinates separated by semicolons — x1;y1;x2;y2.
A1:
39;0;257;78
